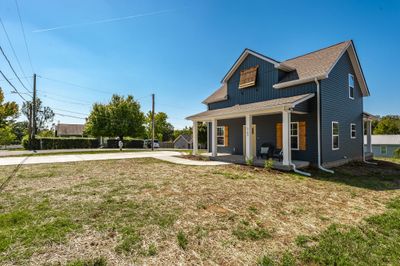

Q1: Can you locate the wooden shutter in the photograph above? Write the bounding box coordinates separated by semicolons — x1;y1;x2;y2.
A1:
299;121;306;150
276;123;282;149
239;65;259;89
224;126;229;146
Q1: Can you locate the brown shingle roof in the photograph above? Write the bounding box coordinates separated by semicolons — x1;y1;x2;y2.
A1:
187;93;314;120
277;41;351;83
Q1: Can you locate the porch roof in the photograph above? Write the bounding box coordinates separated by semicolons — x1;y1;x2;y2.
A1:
186;93;314;121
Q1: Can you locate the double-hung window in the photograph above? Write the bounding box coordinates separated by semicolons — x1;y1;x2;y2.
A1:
350;123;356;139
290;122;299;150
348;74;355;99
332;122;339;150
217;126;225;146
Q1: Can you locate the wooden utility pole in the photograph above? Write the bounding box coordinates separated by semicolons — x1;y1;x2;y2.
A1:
151;93;155;151
32;73;37;140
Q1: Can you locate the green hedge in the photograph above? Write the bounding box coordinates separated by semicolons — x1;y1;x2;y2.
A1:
395;148;400;158
106;139;144;148
22;136;99;150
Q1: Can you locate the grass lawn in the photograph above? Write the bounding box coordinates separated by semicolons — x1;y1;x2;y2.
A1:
0;158;399;265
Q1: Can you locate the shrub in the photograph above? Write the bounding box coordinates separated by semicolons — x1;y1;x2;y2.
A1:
106;139;144;148
264;159;274;169
177;230;188;250
246;157;254;166
394;148;400;158
22;137;99;150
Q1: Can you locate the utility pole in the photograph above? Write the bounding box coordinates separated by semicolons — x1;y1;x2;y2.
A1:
32;73;37;140
151;93;155;151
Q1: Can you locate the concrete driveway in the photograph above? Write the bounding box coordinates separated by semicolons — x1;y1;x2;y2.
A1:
0;151;230;166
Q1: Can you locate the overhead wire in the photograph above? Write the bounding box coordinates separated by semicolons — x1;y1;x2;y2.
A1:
14;0;34;72
0;69;28;101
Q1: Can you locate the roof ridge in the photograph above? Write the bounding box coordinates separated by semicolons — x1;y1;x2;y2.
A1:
283;40;351;62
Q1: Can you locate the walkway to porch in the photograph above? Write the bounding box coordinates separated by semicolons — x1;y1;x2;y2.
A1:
203;153;310;171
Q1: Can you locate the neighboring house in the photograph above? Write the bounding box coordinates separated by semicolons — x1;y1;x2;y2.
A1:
174;134;193;149
187;40;374;169
364;135;400;157
55;123;85;137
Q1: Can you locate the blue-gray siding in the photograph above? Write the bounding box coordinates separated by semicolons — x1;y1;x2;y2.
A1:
208;54;317;110
320;51;364;164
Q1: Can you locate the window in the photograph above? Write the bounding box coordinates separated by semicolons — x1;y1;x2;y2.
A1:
350;123;356;139
348;74;355;99
332;122;339;150
290;122;299;150
217;126;225;146
239;65;259;89
381;146;387;155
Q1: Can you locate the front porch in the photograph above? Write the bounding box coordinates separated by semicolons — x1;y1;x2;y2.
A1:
205;153;310;170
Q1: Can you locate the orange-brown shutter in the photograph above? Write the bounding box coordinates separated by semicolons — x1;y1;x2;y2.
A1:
276;123;282;149
299;121;306;150
224;126;229;146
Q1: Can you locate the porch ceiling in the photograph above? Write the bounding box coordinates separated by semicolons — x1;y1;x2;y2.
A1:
186;93;314;121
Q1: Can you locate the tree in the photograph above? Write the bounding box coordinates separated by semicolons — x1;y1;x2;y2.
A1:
173;126;192;140
0;88;18;127
173;122;207;147
12;121;28;143
22;98;55;132
85;94;145;139
373;115;400;135
0;126;16;146
145;111;174;141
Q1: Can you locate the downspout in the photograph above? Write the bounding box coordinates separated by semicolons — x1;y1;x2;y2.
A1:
287;109;311;176
315;78;334;174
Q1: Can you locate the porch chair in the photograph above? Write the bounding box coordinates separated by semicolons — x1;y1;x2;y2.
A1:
272;149;283;162
259;143;274;159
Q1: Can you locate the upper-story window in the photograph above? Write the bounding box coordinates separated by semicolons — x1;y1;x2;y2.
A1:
348;74;355;99
239;65;259;89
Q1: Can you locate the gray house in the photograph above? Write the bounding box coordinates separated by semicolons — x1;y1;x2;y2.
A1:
174;134;193;149
187;40;374;171
364;135;400;157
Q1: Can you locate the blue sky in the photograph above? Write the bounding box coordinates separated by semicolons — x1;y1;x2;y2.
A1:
1;0;399;129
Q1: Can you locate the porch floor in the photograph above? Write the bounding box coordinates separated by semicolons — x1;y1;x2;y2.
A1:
203;153;310;171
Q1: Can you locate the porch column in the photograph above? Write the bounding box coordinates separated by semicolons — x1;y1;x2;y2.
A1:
206;122;209;151
282;110;291;166
366;120;372;153
211;118;217;157
245;114;253;160
192;121;198;155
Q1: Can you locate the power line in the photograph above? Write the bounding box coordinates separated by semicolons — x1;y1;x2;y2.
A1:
54;112;86;120
0;69;27;101
14;0;34;72
41;94;92;106
37;75;111;94
0;18;31;85
0;45;32;94
52;107;88;116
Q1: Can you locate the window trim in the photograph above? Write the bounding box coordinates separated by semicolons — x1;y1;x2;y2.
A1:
350;123;356;139
380;145;387;155
216;126;225;147
290;122;299;151
348;73;355;100
332;121;340;150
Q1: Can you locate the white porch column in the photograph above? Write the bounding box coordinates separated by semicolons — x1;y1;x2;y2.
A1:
366;120;372;153
245;114;253;160
206;122;209;151
192;121;198;155
211;118;217;157
282;110;291;166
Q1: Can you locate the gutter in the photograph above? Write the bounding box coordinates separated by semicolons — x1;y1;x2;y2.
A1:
315;78;334;174
274;74;327;89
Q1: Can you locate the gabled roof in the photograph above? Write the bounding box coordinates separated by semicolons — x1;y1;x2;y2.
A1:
187;93;314;121
274;40;370;96
203;40;370;105
202;83;227;104
55;123;84;136
364;135;400;145
173;134;193;143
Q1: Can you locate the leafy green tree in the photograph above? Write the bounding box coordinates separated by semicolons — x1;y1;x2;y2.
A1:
373;116;400;135
12;121;28;143
0;88;18;127
85;94;145;140
145;111;174;141
173;122;207;146
22;98;55;132
173;126;192;140
0;126;16;146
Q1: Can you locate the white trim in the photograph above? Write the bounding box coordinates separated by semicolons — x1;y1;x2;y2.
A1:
332;121;340;150
348;73;355;100
216;126;226;147
245;114;253;160
211;119;217;157
273;75;327;89
290;122;299;150
192;121;198;154
222;49;280;83
350;123;356;139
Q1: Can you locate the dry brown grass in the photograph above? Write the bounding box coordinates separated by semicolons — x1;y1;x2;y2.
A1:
0;158;399;265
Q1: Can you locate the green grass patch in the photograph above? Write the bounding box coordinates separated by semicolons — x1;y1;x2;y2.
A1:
233;220;271;241
177;230;188;250
212;170;254;180
66;256;107;266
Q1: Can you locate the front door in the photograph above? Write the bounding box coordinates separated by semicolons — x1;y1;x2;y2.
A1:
242;124;256;157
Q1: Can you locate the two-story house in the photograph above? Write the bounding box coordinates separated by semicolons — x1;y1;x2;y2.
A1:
186;40;375;172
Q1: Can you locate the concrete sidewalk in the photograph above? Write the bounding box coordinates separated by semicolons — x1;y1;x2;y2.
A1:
0;151;230;167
